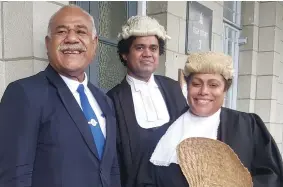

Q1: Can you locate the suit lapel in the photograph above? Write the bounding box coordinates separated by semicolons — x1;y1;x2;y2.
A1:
45;65;100;159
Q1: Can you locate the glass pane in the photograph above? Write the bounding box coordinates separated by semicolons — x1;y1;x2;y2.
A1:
224;1;236;11
128;1;137;17
98;2;128;41
223;1;241;24
228;28;235;40
223;8;235;22
98;42;127;91
227;41;233;56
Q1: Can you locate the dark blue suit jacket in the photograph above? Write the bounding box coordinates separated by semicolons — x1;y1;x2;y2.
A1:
0;65;121;187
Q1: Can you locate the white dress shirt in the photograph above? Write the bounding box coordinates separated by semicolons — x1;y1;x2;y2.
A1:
126;74;170;129
60;73;106;137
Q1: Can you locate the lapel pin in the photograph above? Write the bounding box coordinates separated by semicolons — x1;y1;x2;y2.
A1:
88;119;97;127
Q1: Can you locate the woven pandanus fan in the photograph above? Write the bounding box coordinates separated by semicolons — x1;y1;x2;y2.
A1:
177;137;253;187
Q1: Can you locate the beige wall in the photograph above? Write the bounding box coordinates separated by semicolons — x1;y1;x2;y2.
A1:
257;2;283;152
0;1;68;99
237;2;259;113
239;1;283;153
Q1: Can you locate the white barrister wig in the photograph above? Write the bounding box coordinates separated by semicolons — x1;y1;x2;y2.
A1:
184;52;234;80
118;15;171;41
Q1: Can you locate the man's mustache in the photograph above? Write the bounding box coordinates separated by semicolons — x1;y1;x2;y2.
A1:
58;44;87;52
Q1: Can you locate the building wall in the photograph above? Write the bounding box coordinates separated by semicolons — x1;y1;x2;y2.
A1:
0;1;68;99
239;1;283;153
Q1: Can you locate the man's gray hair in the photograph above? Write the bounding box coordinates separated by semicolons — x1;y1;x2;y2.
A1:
47;5;97;38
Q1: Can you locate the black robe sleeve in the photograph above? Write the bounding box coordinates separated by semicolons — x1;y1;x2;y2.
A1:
251;113;283;187
106;92;127;185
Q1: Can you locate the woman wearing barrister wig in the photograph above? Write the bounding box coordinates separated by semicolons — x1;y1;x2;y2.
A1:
135;52;283;187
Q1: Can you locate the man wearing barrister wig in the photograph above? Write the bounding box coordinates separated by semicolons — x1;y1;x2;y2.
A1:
134;52;283;187
107;16;188;186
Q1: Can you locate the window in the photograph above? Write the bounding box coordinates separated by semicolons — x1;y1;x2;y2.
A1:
75;1;138;92
223;24;239;109
223;1;241;27
223;1;241;109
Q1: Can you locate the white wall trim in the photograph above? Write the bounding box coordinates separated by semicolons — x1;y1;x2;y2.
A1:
137;1;147;16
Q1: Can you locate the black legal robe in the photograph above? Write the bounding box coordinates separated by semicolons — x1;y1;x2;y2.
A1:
135;107;283;187
107;75;188;187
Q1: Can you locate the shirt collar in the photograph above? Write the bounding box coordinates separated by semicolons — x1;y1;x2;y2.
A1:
126;74;158;91
188;108;221;124
60;73;88;94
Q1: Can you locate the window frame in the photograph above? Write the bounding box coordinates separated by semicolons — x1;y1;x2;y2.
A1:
223;1;241;28
222;1;241;110
223;23;239;109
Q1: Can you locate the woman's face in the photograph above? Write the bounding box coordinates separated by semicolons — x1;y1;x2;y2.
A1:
187;73;227;117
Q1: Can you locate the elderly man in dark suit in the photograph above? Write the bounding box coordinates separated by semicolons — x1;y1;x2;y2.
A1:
107;16;188;187
0;5;121;187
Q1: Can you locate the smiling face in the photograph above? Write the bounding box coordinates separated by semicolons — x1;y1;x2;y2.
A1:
45;6;97;81
122;36;159;82
187;73;226;117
